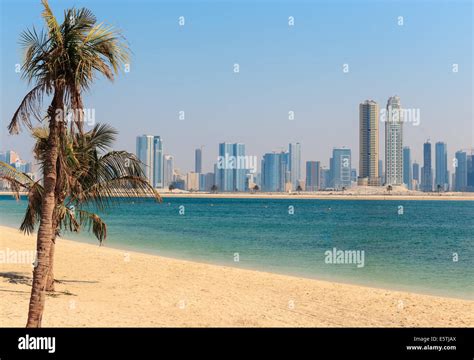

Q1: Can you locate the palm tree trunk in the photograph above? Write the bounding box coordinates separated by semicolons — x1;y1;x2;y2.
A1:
26;89;63;328
46;137;65;293
45;228;56;292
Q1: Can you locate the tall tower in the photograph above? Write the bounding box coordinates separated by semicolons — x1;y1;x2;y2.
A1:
153;136;164;188
403;146;412;189
421;140;433;192
163;154;175;188
289;142;301;190
385;96;403;185
454;151;467;191
136;135;154;185
195;147;202;174
358;100;379;186
435;142;448;191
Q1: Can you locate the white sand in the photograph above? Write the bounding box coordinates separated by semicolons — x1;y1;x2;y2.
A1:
0;225;472;327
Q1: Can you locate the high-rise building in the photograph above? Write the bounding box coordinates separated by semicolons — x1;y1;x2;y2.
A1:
289;143;301;190
217;143;234;191
5;150;19;165
163;154;175;188
467;154;474;191
384;96;403;185
320;168;331;190
412;161;420;190
403;147;412;189
358;100;379;186
435;142;449;191
421;140;433;192
216;143;247;191
195;147;202;173
413;162;420;182
261;152;289;192
199;172;215;191
454;151;467;191
330;147;351;190
186;172;200;191
234;143;247;191
136;135;154;185
153;136;164;188
136;135;164;188
305;161;320;191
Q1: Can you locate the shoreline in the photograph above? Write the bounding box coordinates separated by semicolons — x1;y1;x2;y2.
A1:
1;225;472;327
2;190;474;201
1;225;470;302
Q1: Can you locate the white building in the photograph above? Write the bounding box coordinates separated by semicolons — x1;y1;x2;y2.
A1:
163;154;175;188
384;96;403;185
186;172;200;191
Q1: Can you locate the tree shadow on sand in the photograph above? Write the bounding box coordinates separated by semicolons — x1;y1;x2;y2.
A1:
0;272;89;297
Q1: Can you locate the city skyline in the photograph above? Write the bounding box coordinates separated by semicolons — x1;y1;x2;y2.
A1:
1;1;472;176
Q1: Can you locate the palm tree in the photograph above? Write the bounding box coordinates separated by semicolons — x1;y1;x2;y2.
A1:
8;0;130;327
210;184;218;193
253;185;259;192
296;185;302;193
168;184;175;192
1;124;160;292
386;185;393;195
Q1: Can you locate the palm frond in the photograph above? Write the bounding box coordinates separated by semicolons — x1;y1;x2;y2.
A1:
8;84;48;134
20;182;44;234
41;0;63;47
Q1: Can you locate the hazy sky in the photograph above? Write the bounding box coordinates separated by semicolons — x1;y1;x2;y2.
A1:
1;0;472;176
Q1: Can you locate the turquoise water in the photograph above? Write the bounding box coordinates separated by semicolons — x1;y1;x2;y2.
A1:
0;195;473;299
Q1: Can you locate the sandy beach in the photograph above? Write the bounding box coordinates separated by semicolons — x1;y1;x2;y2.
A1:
0;225;473;327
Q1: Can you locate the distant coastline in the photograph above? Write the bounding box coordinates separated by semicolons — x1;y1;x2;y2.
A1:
2;190;474;201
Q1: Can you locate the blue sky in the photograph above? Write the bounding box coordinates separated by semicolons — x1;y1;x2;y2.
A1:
1;0;472;174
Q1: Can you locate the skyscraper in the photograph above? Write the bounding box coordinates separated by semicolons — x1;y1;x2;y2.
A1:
195;147;202;173
421;140;433;192
358;100;379;186
403;146;412;189
163;154;175;188
216;142;247;191
186;172;200;191
289;143;301;190
435;142;449;191
261;152;289;192
233;143;246;191
136;135;154;185
384;96;403;185
305;161;320;191
412;162;420;190
454;151;467;191
467;154;474;191
330;147;351;190
153;136;164;188
413;162;420;182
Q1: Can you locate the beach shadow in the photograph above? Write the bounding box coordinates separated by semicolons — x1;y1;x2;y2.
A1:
0;272;79;297
0;272;31;286
0;288;31;294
